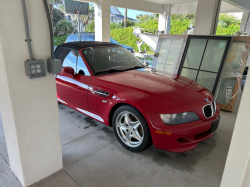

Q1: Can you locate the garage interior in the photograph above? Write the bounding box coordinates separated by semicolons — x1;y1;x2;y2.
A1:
0;0;250;187
0;98;241;187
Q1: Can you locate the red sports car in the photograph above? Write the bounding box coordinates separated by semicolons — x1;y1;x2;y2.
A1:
55;42;220;153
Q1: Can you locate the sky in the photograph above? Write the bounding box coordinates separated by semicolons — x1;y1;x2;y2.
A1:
117;8;151;19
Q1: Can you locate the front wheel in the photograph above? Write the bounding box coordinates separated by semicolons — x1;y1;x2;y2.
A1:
112;105;151;152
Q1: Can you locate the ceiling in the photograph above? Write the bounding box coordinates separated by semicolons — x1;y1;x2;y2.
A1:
144;0;197;5
144;0;244;13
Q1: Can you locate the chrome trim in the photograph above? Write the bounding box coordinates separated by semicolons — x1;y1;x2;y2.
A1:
102;100;108;103
93;90;109;97
57;98;67;104
57;75;89;89
202;104;213;119
202;100;217;119
212;101;216;115
76;108;104;122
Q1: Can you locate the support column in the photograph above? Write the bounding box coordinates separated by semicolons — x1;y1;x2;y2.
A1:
158;5;171;34
0;0;62;186
240;10;250;35
94;0;110;42
220;63;250;187
193;0;222;35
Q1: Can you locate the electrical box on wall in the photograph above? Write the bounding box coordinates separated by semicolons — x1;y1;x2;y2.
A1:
47;58;62;74
24;60;47;79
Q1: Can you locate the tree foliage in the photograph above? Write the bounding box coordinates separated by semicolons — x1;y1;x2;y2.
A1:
216;13;241;35
120;20;135;27
54;11;242;50
55;20;74;36
80;5;94;29
53;8;65;25
86;21;95;32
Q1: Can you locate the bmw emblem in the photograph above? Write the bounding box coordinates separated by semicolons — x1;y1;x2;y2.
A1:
205;98;210;103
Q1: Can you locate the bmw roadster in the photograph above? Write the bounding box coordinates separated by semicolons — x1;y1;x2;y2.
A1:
55;41;220;152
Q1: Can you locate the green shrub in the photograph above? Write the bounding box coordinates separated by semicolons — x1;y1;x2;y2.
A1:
216;25;240;35
54;34;69;46
53;8;65;25
86;21;95;32
110;22;122;29
120;20;135;27
55;20;74;36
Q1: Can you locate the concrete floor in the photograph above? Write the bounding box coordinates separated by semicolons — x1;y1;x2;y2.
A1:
0;98;240;187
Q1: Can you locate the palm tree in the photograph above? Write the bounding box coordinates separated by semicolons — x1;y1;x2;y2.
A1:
124;9;127;27
80;5;94;31
49;0;64;32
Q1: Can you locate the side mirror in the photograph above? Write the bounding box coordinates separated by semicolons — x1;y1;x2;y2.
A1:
78;70;85;75
63;67;75;76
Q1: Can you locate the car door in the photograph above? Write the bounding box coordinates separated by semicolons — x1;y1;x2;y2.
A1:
56;49;90;109
73;54;91;109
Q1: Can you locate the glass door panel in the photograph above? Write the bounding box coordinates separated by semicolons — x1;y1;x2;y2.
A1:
200;40;227;72
181;68;198;81
183;39;207;69
196;72;217;92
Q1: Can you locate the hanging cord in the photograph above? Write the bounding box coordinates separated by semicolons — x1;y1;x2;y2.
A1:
21;0;34;60
43;0;54;59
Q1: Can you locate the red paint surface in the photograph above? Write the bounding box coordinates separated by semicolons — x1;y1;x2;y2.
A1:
56;49;220;153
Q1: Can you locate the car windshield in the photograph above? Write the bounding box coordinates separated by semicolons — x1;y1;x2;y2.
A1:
82;46;144;75
110;38;120;45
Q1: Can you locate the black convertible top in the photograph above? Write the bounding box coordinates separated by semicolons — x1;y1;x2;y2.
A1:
54;41;118;58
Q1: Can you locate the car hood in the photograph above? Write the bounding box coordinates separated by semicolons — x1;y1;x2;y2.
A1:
96;69;213;108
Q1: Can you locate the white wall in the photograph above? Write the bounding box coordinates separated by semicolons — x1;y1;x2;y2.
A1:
95;0;110;42
0;0;62;186
194;0;222;35
220;66;250;187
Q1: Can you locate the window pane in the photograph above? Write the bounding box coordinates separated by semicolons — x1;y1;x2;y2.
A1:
77;56;90;76
155;38;183;74
183;39;207;69
62;50;77;72
196;71;217;92
163;39;182;74
180;68;198;81
200;39;227;72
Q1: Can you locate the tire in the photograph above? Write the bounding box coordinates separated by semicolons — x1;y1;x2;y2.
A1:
112;105;151;152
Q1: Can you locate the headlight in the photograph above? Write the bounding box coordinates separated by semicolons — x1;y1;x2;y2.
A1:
160;112;199;125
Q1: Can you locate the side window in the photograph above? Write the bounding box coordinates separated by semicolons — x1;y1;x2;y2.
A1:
62;50;77;72
77;55;90;76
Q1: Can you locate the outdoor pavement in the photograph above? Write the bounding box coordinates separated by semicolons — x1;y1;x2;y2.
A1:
0;97;240;187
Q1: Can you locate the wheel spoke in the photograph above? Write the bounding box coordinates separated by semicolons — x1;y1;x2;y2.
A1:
133;131;143;141
120;129;127;141
124;113;132;125
120;125;127;132
115;111;144;148
125;131;131;143
132;122;141;130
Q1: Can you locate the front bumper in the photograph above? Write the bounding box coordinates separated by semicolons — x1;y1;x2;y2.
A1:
146;112;220;153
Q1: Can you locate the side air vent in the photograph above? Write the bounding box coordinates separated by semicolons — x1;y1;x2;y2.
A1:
93;90;109;97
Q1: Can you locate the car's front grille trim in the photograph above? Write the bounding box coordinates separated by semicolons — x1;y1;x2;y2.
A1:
203;101;216;119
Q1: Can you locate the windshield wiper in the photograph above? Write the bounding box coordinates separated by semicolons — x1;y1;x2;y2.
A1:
95;66;144;75
95;68;125;75
124;66;144;71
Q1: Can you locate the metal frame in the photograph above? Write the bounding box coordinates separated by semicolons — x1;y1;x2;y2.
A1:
177;35;232;96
